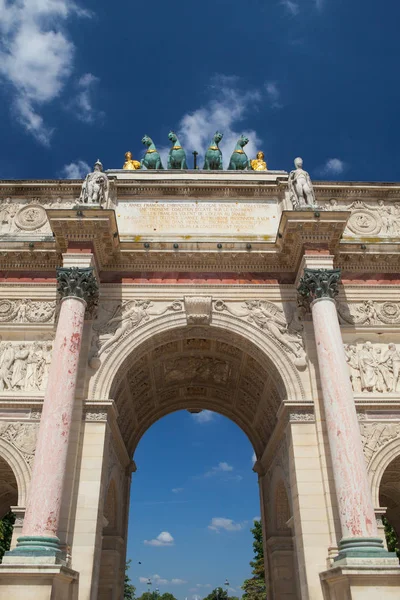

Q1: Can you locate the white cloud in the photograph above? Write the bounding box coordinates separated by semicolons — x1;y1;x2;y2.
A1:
140;574;186;585
251;452;257;465
191;410;215;424
61;159;90;178
71;73;103;123
144;531;174;547
0;0;94;144
281;0;299;14
320;158;345;176
172;487;184;494
205;462;234;477
208;517;246;533
175;74;262;169
265;81;282;109
253;516;261;522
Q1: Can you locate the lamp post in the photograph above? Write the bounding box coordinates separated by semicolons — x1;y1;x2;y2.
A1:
155;588;159;600
224;579;229;598
147;578;152;596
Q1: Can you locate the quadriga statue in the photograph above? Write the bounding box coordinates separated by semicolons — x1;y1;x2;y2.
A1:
203;131;223;170
79;159;109;205
167;131;188;169
228;135;250;170
141;135;164;169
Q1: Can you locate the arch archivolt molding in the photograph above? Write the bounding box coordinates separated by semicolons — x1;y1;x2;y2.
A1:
366;433;400;507
89;301;306;403
0;432;34;506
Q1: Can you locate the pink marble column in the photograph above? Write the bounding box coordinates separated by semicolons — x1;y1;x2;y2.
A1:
299;268;385;560
11;267;97;558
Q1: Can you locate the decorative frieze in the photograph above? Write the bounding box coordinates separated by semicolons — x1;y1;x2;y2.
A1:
338;301;400;326
345;342;400;393
0;300;56;324
0;341;52;392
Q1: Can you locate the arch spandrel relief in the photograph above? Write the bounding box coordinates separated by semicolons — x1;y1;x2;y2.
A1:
89;297;307;404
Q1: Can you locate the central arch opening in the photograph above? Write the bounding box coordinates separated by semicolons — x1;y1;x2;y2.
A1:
97;326;300;600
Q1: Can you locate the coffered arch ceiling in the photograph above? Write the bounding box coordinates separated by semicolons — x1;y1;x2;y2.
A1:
111;327;287;457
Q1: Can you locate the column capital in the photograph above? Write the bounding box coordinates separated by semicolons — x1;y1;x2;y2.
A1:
298;268;341;306
56;266;99;313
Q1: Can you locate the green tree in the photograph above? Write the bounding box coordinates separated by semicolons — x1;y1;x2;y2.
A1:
160;593;177;600
241;520;266;600
0;512;15;563
124;560;136;600
203;587;228;600
383;517;400;560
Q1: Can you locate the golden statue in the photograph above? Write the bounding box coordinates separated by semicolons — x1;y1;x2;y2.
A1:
123;151;141;170
251;151;267;171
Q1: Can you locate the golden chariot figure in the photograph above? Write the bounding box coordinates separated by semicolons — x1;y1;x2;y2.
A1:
123;151;141;170
251;151;267;171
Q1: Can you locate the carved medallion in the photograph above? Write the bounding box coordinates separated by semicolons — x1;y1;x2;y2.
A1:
15;204;48;231
378;302;400;324
347;210;381;235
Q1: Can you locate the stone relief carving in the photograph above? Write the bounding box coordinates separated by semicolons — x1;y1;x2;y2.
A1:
0;341;53;392
15;205;48;231
0;422;39;467
0;299;56;323
90;300;183;364
322;198;400;237
345;341;400;393
288;157;318;209
359;421;400;465
338;301;400;326
184;296;212;325
214;300;307;369
163;356;230;385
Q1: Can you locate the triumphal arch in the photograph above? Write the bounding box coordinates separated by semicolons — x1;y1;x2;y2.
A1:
0;142;400;599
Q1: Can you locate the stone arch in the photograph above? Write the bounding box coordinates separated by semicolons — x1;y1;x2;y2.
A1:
0;439;30;507
90;310;305;404
369;437;400;507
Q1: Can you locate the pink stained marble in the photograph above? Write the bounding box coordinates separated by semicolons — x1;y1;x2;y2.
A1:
22;296;86;539
311;297;378;539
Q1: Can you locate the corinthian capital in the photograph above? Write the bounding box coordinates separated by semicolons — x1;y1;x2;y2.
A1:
56;267;99;313
297;268;341;305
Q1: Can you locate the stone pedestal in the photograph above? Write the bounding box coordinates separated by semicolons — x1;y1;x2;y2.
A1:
320;561;400;599
0;564;78;600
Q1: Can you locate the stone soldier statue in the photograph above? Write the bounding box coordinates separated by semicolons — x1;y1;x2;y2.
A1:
80;159;109;205
288;157;317;208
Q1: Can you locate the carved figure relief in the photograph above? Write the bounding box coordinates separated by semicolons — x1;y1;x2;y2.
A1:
163;356;230;385
0;422;39;467
214;300;306;368
79;160;109;204
338;301;400;326
322;198;400;237
0;341;53;392
91;300;183;360
0;300;56;323
345;342;400;393
15;205;48;231
0;199;18;233
359;421;400;465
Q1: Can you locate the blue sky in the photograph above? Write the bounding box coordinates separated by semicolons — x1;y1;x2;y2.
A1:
1;0;400;180
128;410;259;600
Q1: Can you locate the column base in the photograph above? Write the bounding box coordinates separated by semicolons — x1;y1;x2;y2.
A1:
334;537;394;562
3;536;66;565
0;563;78;600
320;561;400;599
